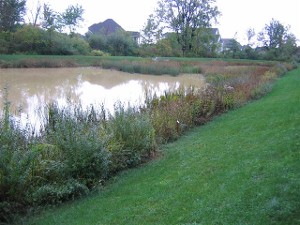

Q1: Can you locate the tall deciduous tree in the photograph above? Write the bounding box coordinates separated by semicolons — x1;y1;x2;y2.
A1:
246;28;255;47
41;3;57;31
41;3;84;34
61;4;84;34
0;0;26;31
155;0;220;56
258;19;287;50
27;0;42;27
258;19;297;60
142;14;161;45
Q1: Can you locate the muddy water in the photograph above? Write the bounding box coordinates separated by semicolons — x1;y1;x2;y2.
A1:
0;67;205;128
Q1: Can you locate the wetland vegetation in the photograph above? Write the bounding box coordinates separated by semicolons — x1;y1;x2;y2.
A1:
1;0;299;223
0;56;294;223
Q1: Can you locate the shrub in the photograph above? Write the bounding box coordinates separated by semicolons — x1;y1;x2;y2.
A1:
0;98;35;222
88;34;107;50
91;50;110;56
272;63;288;76
31;179;89;205
106;32;138;56
106;104;156;171
147;89;197;143
0;31;11;54
45;103;111;187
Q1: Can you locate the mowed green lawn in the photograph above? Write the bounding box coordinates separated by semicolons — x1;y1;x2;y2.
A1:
24;68;300;225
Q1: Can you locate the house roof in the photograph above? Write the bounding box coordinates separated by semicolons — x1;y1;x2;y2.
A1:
221;38;236;45
88;19;124;35
208;28;220;36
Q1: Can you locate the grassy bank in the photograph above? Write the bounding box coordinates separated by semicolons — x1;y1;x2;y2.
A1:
23;67;300;224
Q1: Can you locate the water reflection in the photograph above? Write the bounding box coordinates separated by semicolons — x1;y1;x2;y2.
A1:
0;67;205;128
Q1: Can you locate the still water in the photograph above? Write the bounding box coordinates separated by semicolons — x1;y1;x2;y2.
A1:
0;67;205;128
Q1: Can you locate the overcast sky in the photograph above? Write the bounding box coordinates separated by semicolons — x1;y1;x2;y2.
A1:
26;0;300;45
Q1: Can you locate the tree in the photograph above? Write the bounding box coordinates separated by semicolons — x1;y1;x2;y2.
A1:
258;19;297;60
155;0;220;56
13;24;44;53
258;19;287;50
0;0;26;31
87;34;107;50
41;3;84;34
246;28;255;47
141;14;161;45
106;31;137;56
191;28;220;57
41;3;57;31
279;34;298;61
27;0;42;27
61;4;84;34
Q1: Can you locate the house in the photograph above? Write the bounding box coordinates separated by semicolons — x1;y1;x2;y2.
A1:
88;19;140;44
209;28;221;42
221;38;241;52
88;19;124;35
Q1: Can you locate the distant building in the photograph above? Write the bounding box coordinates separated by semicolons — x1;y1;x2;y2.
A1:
221;38;242;52
209;28;221;42
88;19;140;44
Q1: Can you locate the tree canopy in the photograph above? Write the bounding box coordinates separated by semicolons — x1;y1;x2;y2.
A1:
0;0;26;31
155;0;220;55
61;4;84;34
41;3;84;34
258;19;298;60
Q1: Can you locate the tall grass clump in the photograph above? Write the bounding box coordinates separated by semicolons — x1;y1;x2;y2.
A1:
100;60;193;76
100;60;180;76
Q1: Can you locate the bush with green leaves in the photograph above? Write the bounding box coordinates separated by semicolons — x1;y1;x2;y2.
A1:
0;100;35;221
105;104;156;171
106;32;138;56
1;25;91;55
45;103;111;186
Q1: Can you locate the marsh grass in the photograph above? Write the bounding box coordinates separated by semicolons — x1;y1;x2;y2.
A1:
0;57;78;68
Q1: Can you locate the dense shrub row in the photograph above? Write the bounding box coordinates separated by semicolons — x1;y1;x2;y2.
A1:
0;102;156;222
0;26;91;55
0;62;294;222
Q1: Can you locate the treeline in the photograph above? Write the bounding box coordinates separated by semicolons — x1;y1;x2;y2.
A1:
0;23;299;63
0;0;299;61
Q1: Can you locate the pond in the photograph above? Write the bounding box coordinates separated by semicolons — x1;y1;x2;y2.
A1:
0;67;205;129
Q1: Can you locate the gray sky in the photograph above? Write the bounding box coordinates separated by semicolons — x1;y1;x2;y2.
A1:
26;0;300;45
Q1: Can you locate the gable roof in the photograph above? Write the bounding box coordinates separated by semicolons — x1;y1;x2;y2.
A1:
88;19;124;35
